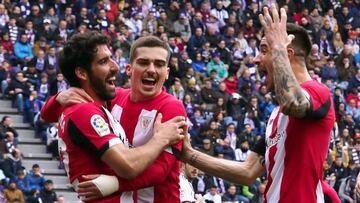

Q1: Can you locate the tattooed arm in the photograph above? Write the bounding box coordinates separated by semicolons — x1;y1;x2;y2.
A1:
183;147;265;186
258;6;311;118
272;48;310;118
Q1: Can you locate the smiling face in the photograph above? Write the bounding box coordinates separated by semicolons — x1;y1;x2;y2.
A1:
88;44;119;101
253;37;274;90
126;47;169;101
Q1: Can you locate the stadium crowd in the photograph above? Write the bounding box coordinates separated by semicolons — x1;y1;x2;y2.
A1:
0;0;357;202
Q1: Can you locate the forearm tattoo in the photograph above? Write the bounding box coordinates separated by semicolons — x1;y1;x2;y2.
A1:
190;153;199;164
272;49;309;118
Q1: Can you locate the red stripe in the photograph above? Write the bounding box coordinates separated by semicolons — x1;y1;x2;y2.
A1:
264;111;281;201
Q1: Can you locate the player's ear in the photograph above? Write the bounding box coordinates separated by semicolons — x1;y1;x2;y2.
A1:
165;67;169;80
125;64;132;78
75;67;88;81
287;48;295;60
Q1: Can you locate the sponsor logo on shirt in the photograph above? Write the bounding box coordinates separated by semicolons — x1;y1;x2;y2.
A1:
266;130;285;148
90;114;110;136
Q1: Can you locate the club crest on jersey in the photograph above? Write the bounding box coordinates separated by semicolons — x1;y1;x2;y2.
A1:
90;114;110;136
140;116;152;129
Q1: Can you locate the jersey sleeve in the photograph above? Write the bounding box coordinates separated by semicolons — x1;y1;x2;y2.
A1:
40;94;62;122
67;105;120;158
301;81;332;119
116;98;188;192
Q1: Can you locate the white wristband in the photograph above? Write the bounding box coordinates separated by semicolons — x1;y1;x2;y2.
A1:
91;175;119;197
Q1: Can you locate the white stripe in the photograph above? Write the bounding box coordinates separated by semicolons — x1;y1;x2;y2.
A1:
316;180;324;203
266;113;289;203
164;146;173;155
120;192;134;203
133;109;157;147
137;187;155;203
111;104;123;122
265;107;280;172
109;138;122;147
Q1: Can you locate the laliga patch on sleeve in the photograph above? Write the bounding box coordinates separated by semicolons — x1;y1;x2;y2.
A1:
90;114;110;137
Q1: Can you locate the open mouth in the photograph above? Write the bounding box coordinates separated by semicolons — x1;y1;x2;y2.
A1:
142;78;156;86
106;76;116;86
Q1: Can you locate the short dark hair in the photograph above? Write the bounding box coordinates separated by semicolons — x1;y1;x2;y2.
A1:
129;36;170;64
58;31;110;87
286;23;312;58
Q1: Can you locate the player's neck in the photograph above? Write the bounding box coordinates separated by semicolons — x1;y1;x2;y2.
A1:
82;85;105;105
292;62;312;84
129;89;162;103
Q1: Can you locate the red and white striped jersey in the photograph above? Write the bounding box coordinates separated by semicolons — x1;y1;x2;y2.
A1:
110;87;187;203
58;102;132;203
264;80;335;203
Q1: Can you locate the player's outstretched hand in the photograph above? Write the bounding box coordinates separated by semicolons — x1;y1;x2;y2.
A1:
153;113;187;146
77;174;103;201
259;5;294;50
56;87;94;106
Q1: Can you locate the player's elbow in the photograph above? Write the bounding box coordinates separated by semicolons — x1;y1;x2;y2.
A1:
281;98;308;118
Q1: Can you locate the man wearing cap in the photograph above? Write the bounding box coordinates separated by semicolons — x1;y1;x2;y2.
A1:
38;18;54;42
174;13;192;42
207;51;228;81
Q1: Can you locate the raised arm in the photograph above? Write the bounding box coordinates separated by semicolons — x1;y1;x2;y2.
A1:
259;6;311;118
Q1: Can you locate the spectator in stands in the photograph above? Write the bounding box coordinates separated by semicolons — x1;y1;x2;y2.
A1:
14;33;33;66
201;78;218;104
207;52;228;81
15;169;30;196
3;181;25;203
0;32;14;58
169;78;185;101
330;155;350;192
26;4;43;31
332;32;345;55
38;19;54;44
320;57;339;82
174;13;192;43
39;179;57;203
2;131;16;154
23;20;37;46
235;138;251;162
5;71;30;112
0;116;19;141
214;138;235;160
6;16;21;45
23;60;39;89
49;72;68;96
0;60;11;96
1;149;22;181
27;164;45;192
24;90;43;124
187;27;206;59
338;175;356;202
337;57;356;84
203;185;221;203
26;189;41;203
